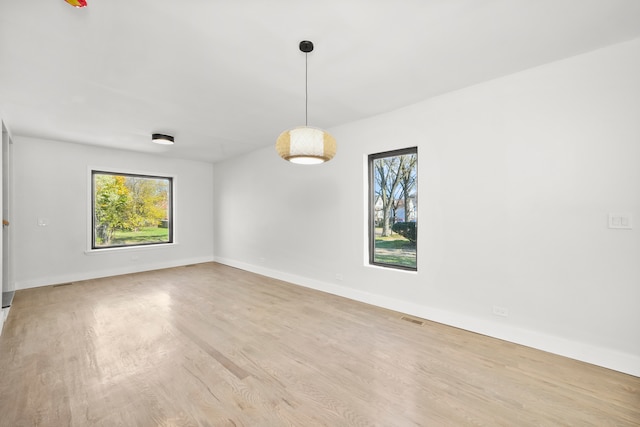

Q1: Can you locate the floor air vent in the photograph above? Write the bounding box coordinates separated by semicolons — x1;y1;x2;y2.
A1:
53;283;74;288
400;316;425;326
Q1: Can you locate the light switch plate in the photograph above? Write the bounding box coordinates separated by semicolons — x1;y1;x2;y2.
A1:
608;213;632;229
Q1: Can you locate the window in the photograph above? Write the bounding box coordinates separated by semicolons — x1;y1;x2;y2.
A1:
91;171;173;249
368;147;417;270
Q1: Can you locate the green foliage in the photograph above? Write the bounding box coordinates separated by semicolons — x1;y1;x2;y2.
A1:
125;177;168;231
94;174;170;246
391;222;416;243
373;252;417;268
111;227;170;245
374;236;416;268
94;175;130;245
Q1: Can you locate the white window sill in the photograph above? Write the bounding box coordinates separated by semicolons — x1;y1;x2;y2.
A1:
85;242;178;255
364;263;418;274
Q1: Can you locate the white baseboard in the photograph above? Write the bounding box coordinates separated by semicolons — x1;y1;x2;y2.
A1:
14;256;215;290
214;256;640;378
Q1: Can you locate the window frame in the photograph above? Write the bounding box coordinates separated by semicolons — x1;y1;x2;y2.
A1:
90;169;174;250
368;147;418;271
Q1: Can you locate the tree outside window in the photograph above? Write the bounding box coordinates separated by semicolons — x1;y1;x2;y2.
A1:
369;148;417;270
92;171;173;249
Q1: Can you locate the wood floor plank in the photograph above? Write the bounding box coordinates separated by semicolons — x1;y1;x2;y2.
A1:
0;262;638;426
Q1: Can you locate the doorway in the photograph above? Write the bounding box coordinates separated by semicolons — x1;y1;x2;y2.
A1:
2;121;13;310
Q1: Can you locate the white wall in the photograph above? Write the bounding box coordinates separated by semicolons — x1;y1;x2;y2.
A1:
213;38;640;376
13;137;214;289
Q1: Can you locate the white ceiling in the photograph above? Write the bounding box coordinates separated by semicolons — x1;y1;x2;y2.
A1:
1;1;640;163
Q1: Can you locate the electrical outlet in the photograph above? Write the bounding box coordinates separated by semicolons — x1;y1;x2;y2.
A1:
259;257;266;263
335;273;344;281
609;213;632;229
492;306;509;317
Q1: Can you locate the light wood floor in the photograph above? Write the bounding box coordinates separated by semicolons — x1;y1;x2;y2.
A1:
0;262;638;426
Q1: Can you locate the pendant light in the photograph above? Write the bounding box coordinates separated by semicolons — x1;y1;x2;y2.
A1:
276;41;336;164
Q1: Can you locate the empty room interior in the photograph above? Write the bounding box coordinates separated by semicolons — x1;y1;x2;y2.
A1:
1;1;639;425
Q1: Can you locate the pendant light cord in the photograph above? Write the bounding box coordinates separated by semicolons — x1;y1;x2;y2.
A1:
305;52;308;127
